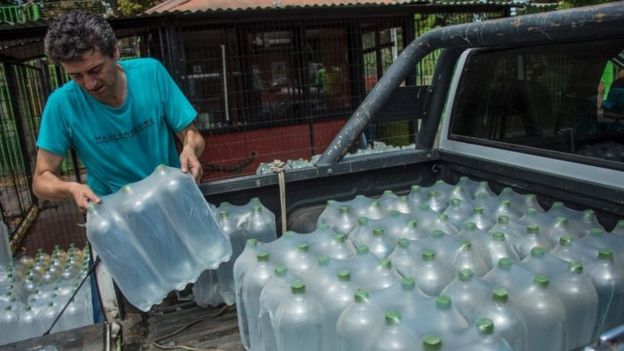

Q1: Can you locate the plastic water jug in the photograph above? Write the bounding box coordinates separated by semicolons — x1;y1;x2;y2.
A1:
372;311;417;351
449;317;513;351
258;265;296;351
475;287;527;351
275;281;327;351
336;289;383;351
587;249;624;337
450;241;490;277
515;225;552;259
462;207;495;231
515;275;567;351
320;270;356;351
612;220;624;235
483;258;533;293
0;222;11;269
411;249;454;297
440;268;492;320
318;201;358;235
443;199;473;229
371;277;429;315
379;191;412;215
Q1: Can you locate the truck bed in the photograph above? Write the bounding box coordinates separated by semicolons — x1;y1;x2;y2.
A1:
125;299;243;351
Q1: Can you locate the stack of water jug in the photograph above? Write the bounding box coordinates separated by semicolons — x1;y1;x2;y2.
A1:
192;198;278;306
234;176;624;351
86;165;232;312
0;240;93;345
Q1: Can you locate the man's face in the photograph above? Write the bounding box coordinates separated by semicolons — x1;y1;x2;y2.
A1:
61;48;120;103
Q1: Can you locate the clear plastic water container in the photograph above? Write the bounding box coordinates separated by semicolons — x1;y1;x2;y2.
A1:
86;165;232;311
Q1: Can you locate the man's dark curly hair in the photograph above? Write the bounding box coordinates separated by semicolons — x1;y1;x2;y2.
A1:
44;10;117;64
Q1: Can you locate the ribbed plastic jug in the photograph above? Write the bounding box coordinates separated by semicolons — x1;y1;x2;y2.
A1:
443;199;473;229
462;207;495;232
379;191;412;215
320;270;356;351
515;225;552;259
483;258;533;293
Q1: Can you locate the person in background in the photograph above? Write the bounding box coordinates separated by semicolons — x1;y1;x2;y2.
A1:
597;69;624;128
32;10;205;211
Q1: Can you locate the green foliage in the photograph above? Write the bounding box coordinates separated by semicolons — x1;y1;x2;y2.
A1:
117;0;158;16
558;0;612;9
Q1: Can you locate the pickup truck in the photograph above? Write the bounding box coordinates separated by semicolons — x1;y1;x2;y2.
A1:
3;2;624;351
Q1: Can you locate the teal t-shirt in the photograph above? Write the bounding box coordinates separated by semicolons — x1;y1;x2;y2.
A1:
36;58;197;196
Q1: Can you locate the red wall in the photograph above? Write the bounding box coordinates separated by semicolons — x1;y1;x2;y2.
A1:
200;119;347;181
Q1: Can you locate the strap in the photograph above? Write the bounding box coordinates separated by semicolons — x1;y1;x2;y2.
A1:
269;160;287;234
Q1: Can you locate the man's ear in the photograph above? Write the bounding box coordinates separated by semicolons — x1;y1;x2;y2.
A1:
113;46;120;60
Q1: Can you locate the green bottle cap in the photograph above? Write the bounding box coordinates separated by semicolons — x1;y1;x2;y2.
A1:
464;222;477;231
534;274;549;288
291;281;305;294
590;228;604;236
358;217;368;225
389;210;400;218
492;232;506;241
531;247;545;258
450;198;461;207
436;180;445;185
556;217;568;225
372;228;384;237
385;310;401;325
429;191;439;198
476;317;495;335
317;255;330;266
252;205;262;213
408;220;418;229
339;206;350;214
246;238;258;247
498;257;512;269
432;230;445;238
335;234;347;243
436;295;452;309
327;200;337;206
397;238;410;249
257;252;270;262
598;249;614;261
500;200;511;208
458;268;473;282
422;335;442;350
383;190;393;196
274;265;288;276
356;244;369;255
527;208;537;216
501;187;513;194
526;225;539;234
492;287;508;303
250;197;261;205
559;235;572;246
354;289;369;303
552;202;564;209
617;220;624;229
401;277;416;290
380;258;392;269
438;213;449;221
422;249;435;261
497;215;509;224
411;185;421;192
337;270;351;282
297;242;309;252
474;207;485;215
460;240;472;250
568;261;583;274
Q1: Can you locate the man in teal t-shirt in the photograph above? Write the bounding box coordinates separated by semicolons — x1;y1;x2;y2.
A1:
33;10;205;211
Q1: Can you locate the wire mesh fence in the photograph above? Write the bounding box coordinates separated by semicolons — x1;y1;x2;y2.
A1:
0;9;516;253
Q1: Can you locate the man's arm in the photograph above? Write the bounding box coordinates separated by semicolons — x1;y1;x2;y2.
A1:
32;149;100;211
176;123;205;183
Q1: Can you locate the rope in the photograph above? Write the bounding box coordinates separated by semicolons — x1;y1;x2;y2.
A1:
269;160;287;234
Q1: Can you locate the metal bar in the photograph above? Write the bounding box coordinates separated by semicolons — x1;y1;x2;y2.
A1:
415;48;464;149
316;2;624;165
220;44;230;122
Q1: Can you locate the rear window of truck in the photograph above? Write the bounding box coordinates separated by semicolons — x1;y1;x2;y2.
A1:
450;39;624;166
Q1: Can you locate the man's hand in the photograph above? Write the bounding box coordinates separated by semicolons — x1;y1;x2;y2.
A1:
180;146;203;183
176;123;205;184
69;182;101;212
